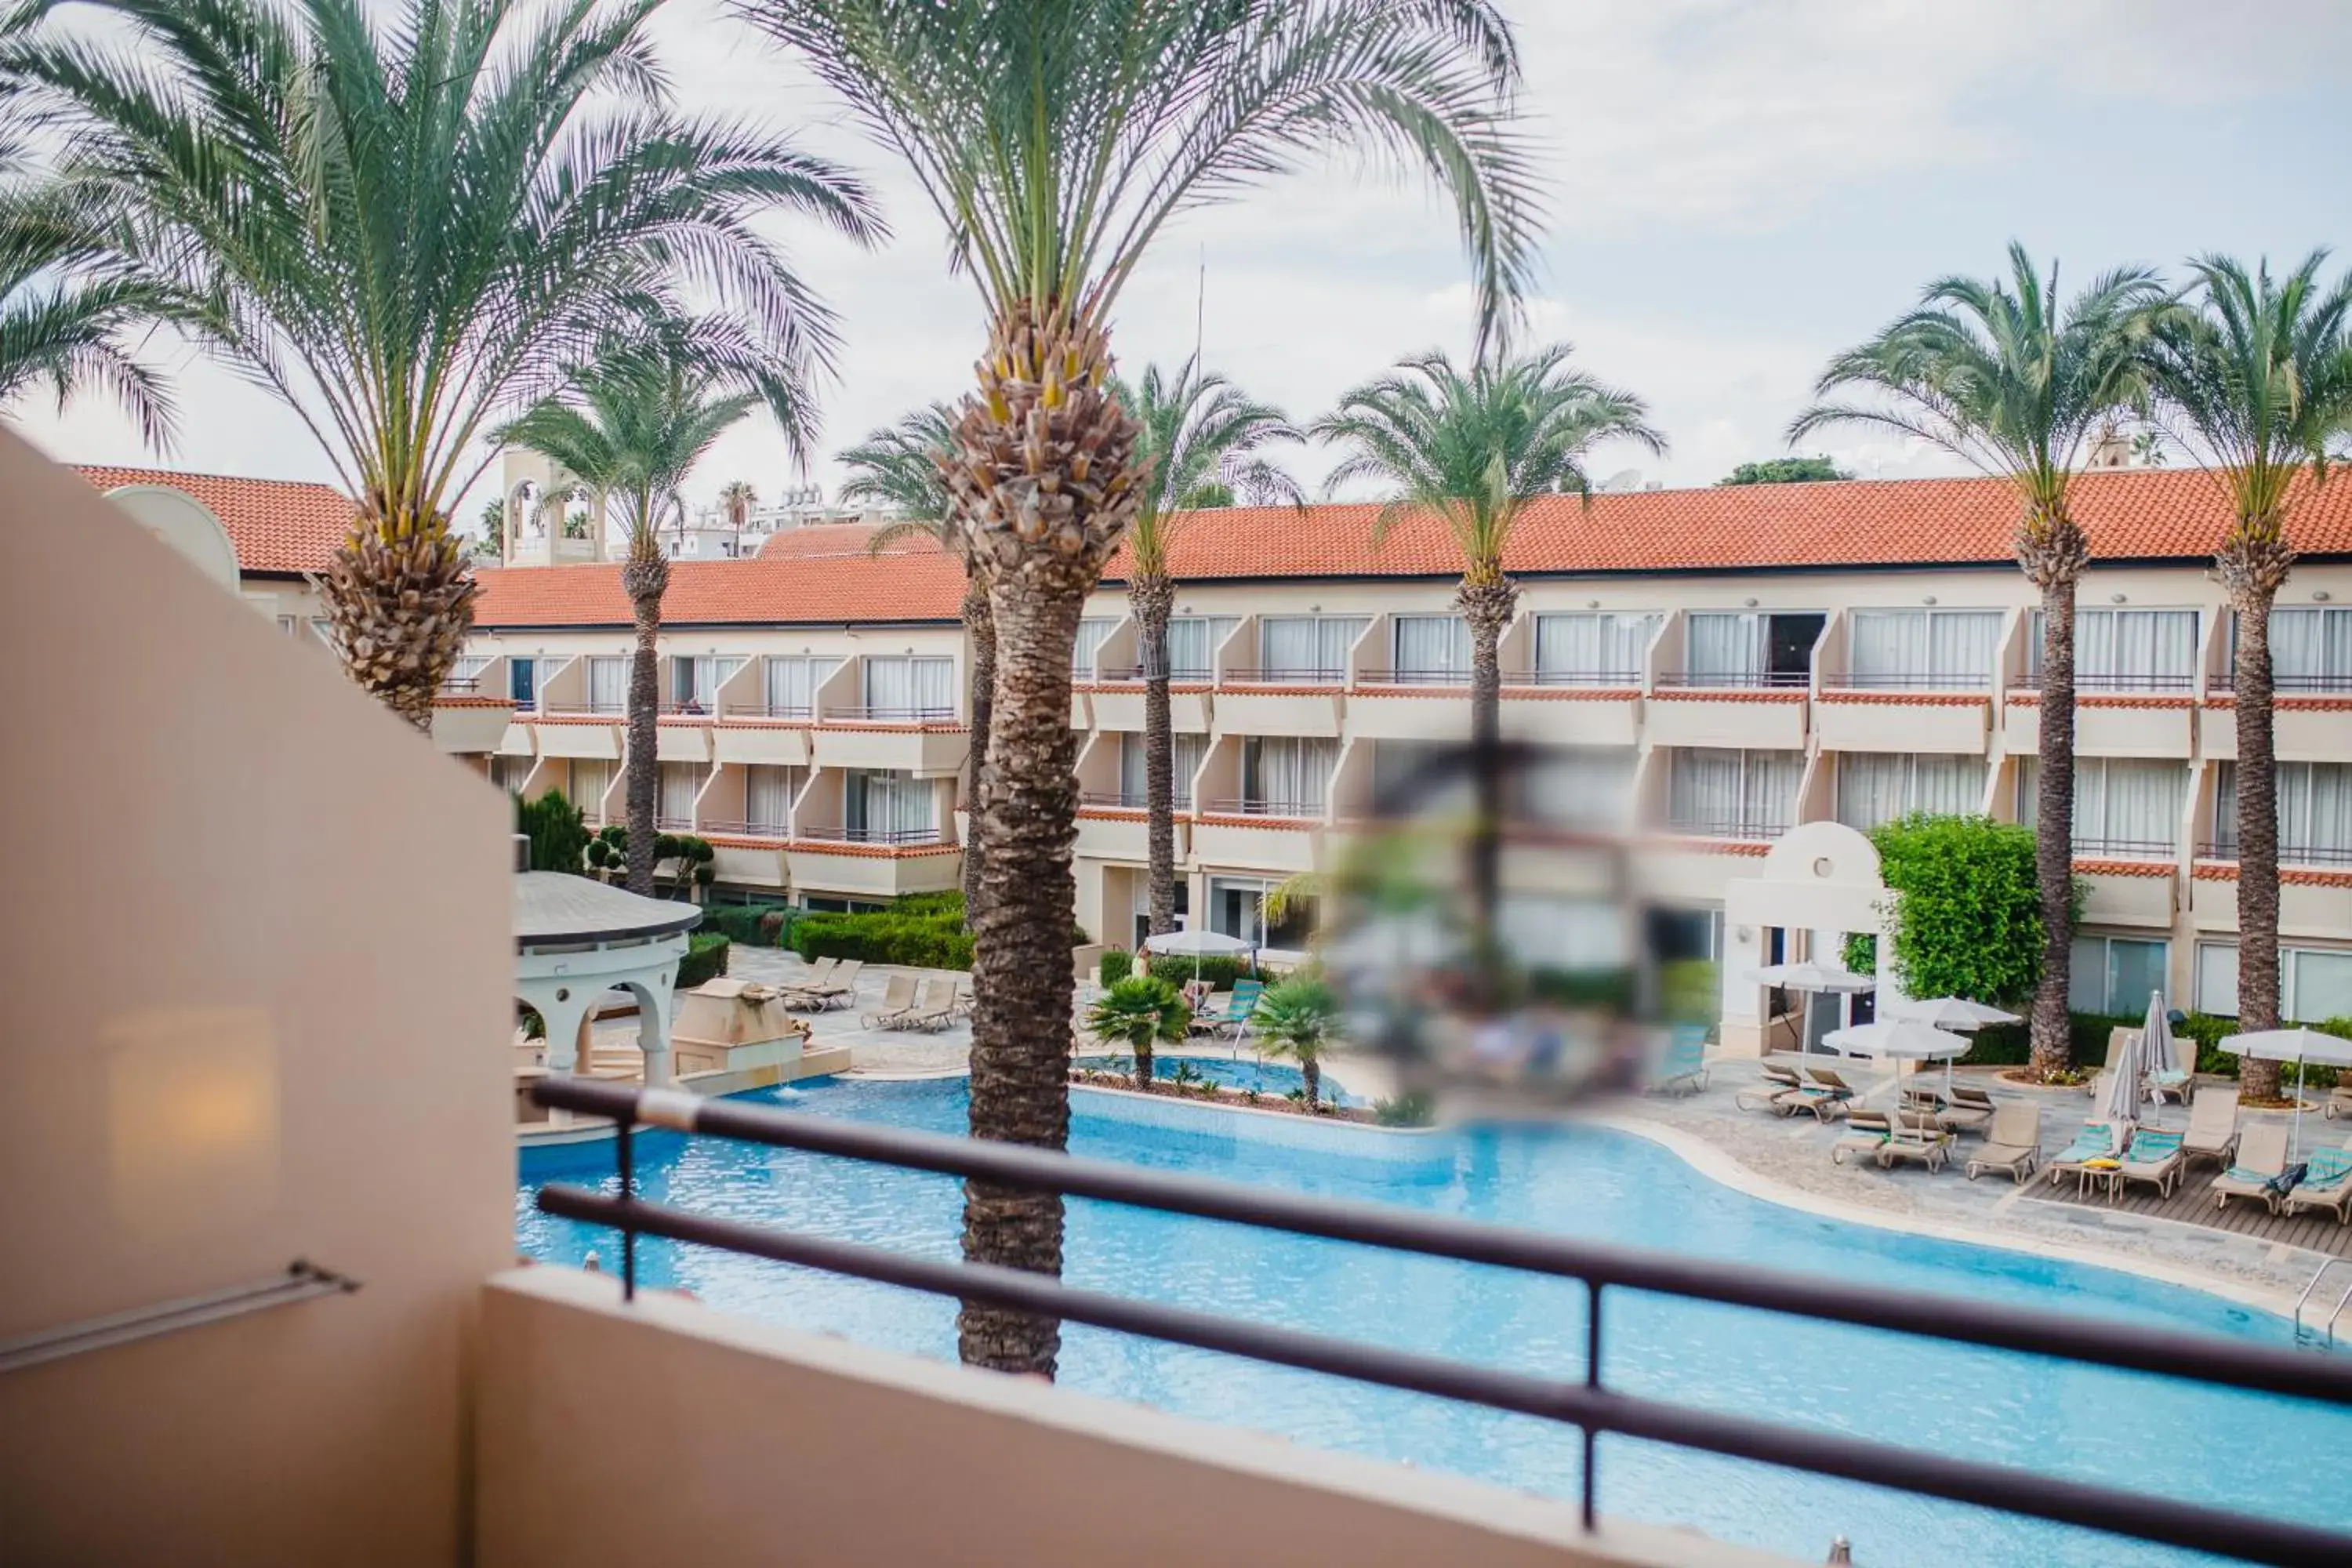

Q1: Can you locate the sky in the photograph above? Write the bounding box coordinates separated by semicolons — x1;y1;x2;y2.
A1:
11;0;2351;534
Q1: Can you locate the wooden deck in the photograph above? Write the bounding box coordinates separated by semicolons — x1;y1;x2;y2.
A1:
2024;1160;2352;1258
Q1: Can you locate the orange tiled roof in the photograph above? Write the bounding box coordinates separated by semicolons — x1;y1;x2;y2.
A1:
1107;467;2352;583
72;463;354;574
473;547;968;628
754;521;941;561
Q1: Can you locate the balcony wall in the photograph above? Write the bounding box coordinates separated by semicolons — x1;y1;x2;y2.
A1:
655;717;713;764
529;716;621;760
1499;690;1642;749
809;724;970;777
2003;695;2195;759
1215;688;1343;738
1192;816;1319;873
708;840;792;891
1090;684;1213;734
431;695;517;753
713;722;812;767
789;842;962;899
2073;864;2178;929
1075;808;1185;865
477;1268;1779;1568
2198;697;2352;764
1343;687;1473;743
1640;691;1806;751
1812;693;1989;755
2189;866;2352;939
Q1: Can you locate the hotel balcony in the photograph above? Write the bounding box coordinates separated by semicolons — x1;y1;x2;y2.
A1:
1641;673;1809;751
1213;666;1345;738
1074;793;1191;864
808;704;970;775
786;825;962;898
2198;677;2352;764
710;703;813;766
2189;840;2352;939
2002;676;2197;759
1498;671;1644;748
2069;840;2180;928
429;675;518;754
1086;665;1214;735
1813;676;1991;756
1192;797;1321;873
1342;665;1473;742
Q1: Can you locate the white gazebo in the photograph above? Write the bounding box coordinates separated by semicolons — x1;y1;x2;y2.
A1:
1717;821;1903;1057
514;870;701;1085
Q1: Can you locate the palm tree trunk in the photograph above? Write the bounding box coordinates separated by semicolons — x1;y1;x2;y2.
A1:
1131;570;1178;938
1133;1033;1154;1093
957;577;1087;1375
621;530;667;899
2221;518;2294;1102
318;517;477;731
1458;574;1518;1008
2028;575;2078;1079
960;579;995;920
1302;1054;1320;1112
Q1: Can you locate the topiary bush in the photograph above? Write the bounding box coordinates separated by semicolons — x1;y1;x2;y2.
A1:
1097;947;1133;985
789;895;975;969
515;788;591;874
676;931;731;990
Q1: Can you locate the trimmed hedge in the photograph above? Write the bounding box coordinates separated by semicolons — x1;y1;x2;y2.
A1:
790;895;974;970
677;932;731;990
702;902;793;947
1098;947;1134;985
1138;953;1247;991
1957;1011;2352;1081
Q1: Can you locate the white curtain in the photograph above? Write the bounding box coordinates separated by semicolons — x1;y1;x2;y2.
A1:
659;762;705;825
569;760;612;820
587;656;627;713
1163;616;1238;679
449;655;488;686
1849;610;1999;687
746;765;797;835
1741;750;1802;829
2058;608;2197;686
1665;749;1800;832
1392;614;1469;676
1072;618;1117;677
2232;761;2352;861
2270;608;2352;688
1835;754;1909;829
2291;949;2352;1022
764;655;840;717
850;771;933;838
1534;612;1657;682
2197;942;2239;1017
1245;737;1335;815
1521;748;1633;828
1258;616;1366;678
2071;757;2183;851
1686;613;1760;681
1913;753;1985;815
863;656;956;716
1119;732;1205;806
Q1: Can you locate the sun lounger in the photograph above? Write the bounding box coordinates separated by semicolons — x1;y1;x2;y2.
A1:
1212;978;1267;1043
2181;1086;2241;1170
858;972;919;1029
1792;1065;1856;1122
1879;1109;1954;1171
2209;1123;2293;1214
1966;1103;2042;1183
1935;1083;1996;1136
1736;1062;1811;1116
902;977;960;1032
1831;1108;1895;1165
2114;1127;2186;1201
1646;1025;1710;1096
2326;1085;2352;1123
2281;1145;2352;1225
1898;1083;1945;1116
2046;1120;2126;1193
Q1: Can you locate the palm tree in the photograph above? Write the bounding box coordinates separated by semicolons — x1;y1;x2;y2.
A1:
717;480;759;532
0;178;175;447
839;403;997;916
1791;245;2164;1080
2140;252;2352;1095
1316;345;1662;991
1083;974;1190;1092
1254;975;1340;1110
495;323;800;896
742;0;1536;1377
5;0;879;728
1116;358;1302;940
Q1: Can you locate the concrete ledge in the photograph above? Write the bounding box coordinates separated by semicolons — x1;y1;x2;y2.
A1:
477;1266;1798;1568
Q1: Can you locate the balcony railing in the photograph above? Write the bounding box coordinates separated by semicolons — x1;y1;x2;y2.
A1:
1204;797;1323;820
654;815;698;833
1653;670;1809;690
797;824;947;847
1093;664;1216;684
698;818;790;840
1516;667;1643;688
2198;840;2352;868
822;704;959;724
1220;666;1346;686
1661;817;1788;842
735;701;815;720
2209;672;2352;694
529;1076;2352;1568
2071;837;2178;861
540;700;623;717
2011;673;2197;694
1828;673;1994;691
437;676;481;695
1352;666;1472;687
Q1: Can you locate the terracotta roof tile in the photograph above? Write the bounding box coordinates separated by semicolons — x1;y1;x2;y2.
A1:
473;547;967;628
72;463;354;574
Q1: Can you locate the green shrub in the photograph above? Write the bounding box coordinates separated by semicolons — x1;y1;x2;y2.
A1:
702;902;792;946
1373;1090;1437;1127
1527;967;1635;1012
1852;815;2055;1007
789;897;975;969
1142;953;1246;991
676;931;731;990
1657;960;1720;1025
1098;947;1133;985
515;789;591;874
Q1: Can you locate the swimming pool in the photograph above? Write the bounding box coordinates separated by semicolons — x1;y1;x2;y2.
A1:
1072;1051;1362;1105
515;1077;2351;1566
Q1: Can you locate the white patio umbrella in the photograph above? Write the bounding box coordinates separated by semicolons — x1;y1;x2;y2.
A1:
2220;1028;2352;1160
2139;992;2187;1124
2096;1027;2147;1127
1747;960;1876;1056
1822;1019;1973;1096
1885;996;2022;1032
1143;926;1258;976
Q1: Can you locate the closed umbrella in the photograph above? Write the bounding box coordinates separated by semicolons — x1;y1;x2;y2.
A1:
1747;960;1876;1057
2220;1029;2352;1160
2096;1027;2146;1128
2140;993;2187;1122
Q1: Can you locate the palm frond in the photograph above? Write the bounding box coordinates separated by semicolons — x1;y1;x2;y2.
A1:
1112;354;1301;574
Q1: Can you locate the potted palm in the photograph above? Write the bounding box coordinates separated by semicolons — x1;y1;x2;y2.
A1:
1255;977;1341;1112
1083;976;1191;1094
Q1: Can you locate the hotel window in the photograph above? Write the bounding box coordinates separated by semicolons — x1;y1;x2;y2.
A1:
1846;609;2000;689
2028;608;2196;691
568;759;612;822
447;655;489;692
2018;757;2183;857
1161;616;1240;680
491;755;532;792
861;655;956;719
745;764;800;837
1389;614;1469;681
1684;611;1823;687
1118;731;1204;808
2070;935;2169;1017
1072;618;1117;677
1835;753;1987;830
508;657;539;708
2212;762;2352;866
1240;736;1338;817
1255;615;1367;681
1532;612;1657;685
2256;607;2352;692
1666;749;1802;838
657;762;706;829
2197;942;2352;1023
1207;875;1315;950
586;655;626;713
1370;739;1472;818
669;655;742;713
846;771;934;842
1518;747;1636;831
763;654;840;718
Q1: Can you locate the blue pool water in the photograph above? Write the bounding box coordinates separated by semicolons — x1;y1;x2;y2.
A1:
1073;1051;1362;1105
516;1078;2352;1566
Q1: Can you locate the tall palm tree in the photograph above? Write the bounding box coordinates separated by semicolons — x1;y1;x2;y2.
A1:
1316;345;1662;985
2140;252;2352;1094
1115;358;1302;941
496;322;800;895
6;0;879;728
740;0;1537;1377
717;479;759;531
0;177;175;447
838;402;998;916
1791;244;2165;1080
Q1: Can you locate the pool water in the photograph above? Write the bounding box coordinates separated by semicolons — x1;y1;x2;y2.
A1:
516;1077;2352;1566
1073;1051;1360;1105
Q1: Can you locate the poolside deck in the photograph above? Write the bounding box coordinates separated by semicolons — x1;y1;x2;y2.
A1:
2024;1163;2352;1259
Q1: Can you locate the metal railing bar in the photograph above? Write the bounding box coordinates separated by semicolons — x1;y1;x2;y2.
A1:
528;1079;2352;1407
0;1261;359;1375
535;1185;2352;1568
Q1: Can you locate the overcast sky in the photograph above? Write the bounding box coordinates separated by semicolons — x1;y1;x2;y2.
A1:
12;0;2350;530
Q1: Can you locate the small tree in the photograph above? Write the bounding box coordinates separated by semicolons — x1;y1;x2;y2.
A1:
1256;976;1341;1111
1719;456;1851;485
1849;815;2059;1005
1083;976;1190;1093
514;788;590;875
